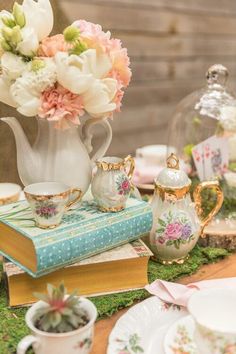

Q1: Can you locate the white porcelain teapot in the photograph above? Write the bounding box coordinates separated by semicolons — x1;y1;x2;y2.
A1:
2;116;112;196
150;153;223;264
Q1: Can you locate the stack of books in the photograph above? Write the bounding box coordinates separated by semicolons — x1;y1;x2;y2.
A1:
0;198;153;307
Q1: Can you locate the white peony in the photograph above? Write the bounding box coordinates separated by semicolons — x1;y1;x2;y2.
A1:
83;78;117;117
1;52;29;81
16;26;39;57
78;49;112;79
0;77;17;107
22;0;53;41
55;51;94;95
10;58;57;117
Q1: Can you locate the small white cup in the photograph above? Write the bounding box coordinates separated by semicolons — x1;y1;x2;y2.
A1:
188;288;236;354
136;145;176;166
24;182;82;229
17;297;97;354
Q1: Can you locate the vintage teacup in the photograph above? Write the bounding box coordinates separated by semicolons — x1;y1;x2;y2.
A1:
17;297;97;354
91;155;135;212
24;182;82;229
188;288;236;354
0;183;22;205
136;145;176;166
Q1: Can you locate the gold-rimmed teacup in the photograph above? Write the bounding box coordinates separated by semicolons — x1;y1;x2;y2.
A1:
24;182;82;229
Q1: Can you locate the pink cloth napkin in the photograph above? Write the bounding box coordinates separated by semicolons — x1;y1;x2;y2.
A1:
145;278;236;307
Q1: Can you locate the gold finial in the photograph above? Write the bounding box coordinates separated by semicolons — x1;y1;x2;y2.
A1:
167;153;179;170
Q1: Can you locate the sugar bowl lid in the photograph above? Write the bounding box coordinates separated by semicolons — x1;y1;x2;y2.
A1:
155;153;191;189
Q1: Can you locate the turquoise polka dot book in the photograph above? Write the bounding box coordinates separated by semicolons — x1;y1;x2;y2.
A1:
0;198;153;278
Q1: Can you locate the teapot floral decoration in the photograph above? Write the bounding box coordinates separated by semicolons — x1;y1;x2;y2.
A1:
150;154;223;264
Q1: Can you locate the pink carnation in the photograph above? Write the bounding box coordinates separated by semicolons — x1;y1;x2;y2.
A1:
39;84;84;130
108;39;132;88
38;34;71;57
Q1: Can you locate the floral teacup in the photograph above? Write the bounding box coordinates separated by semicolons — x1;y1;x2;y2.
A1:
24;182;82;229
188;288;236;354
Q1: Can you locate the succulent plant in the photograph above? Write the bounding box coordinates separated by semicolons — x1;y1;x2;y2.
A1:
33;283;89;333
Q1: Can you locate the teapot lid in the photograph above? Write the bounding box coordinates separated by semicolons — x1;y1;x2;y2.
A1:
155;154;191;189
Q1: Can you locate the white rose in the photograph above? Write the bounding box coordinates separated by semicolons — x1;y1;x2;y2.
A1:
16;26;39;57
1;52;29;81
83;78;117;117
79;49;112;79
22;0;53;41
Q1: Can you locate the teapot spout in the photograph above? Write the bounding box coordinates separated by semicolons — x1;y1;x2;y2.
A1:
1;117;35;184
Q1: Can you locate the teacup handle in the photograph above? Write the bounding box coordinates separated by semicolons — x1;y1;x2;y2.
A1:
66;188;82;210
193;180;224;237
124;155;135;180
17;335;40;354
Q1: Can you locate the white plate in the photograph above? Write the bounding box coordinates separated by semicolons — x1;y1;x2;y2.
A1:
164;315;198;354
107;296;188;354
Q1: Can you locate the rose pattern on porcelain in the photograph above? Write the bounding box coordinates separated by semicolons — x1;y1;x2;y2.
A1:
115;334;144;353
195;324;236;354
150;154;223;264
154;210;195;249
91;156;135;212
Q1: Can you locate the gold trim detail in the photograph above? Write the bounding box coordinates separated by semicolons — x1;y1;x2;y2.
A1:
96;160;125;171
152;254;189;265
24;190;69;202
154;183;190;201
36;222;60;229
0;192;20;205
193;180;224;237
96;155;135;177
167;153;180;170
99;205;125;213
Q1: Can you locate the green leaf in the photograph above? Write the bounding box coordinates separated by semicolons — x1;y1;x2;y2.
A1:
158;219;166;227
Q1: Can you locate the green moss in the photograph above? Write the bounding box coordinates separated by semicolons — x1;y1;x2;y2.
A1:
0;246;229;352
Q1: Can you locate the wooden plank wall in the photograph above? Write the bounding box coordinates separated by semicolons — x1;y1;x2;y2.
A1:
1;0;236;183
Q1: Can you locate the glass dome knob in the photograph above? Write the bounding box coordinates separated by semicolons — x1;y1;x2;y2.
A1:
206;64;229;87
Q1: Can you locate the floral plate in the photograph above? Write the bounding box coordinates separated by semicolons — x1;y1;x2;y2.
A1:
107;296;187;354
164;315;198;354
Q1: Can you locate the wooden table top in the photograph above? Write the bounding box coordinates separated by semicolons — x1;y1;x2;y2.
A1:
91;252;236;354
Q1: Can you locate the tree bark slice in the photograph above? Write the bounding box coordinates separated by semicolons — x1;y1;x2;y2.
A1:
199;219;236;250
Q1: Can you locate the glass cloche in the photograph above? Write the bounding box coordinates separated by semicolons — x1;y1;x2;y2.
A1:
168;64;236;228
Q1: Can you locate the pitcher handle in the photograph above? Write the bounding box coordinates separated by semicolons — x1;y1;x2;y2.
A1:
124;155;135;180
82;117;112;163
17;335;40;354
193;180;224;237
66;188;82;210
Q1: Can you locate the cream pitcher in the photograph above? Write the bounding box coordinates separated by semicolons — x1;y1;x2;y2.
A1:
150;154;223;264
92;155;135;212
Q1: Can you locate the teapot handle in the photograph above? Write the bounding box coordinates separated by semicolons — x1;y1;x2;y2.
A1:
193;180;224;237
82;117;112;163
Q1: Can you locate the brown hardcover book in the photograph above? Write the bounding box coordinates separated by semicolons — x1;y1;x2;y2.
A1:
4;240;152;307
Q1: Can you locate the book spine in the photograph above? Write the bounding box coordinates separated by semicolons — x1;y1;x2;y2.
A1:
35;206;153;277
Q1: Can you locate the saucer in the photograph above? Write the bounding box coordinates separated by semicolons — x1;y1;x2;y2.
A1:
164;315;198;354
107;296;187;354
0;183;22;205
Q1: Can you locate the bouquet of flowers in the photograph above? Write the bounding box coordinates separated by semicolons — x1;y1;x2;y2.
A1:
0;0;131;129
